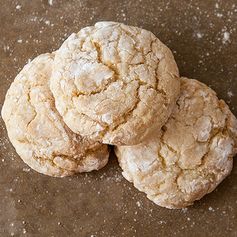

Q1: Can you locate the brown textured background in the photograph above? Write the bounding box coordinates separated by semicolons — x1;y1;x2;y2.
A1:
0;0;237;236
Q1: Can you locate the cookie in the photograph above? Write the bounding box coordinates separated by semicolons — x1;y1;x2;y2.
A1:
50;21;180;145
1;53;109;177
115;77;237;209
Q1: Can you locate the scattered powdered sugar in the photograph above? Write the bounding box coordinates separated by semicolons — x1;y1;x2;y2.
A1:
22;167;31;172
158;220;167;225
222;31;230;44
196;32;204;39
3;45;10;52
136;201;141;207
48;0;53;6
208;206;215;212
16;5;21;10
181;208;188;213
216;13;223;18
227;90;234;98
45;20;51;26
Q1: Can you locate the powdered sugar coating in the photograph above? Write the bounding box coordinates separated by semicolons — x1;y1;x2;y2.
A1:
1;53;109;177
116;77;237;209
50;21;180;145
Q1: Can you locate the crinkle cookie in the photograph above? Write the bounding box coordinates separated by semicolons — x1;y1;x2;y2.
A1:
50;21;180;145
1;53;109;177
115;77;237;209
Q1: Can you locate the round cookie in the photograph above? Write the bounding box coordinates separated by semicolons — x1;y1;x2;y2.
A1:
50;21;180;145
115;77;237;209
1;53;109;177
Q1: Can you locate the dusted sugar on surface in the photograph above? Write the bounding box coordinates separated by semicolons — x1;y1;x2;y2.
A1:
50;21;180;145
116;77;237;209
1;53;109;177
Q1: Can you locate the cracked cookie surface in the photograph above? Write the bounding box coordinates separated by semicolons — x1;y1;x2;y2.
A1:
1;53;109;177
115;77;237;209
50;21;180;145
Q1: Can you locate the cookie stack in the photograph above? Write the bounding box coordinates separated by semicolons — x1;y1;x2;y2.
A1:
2;22;237;209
